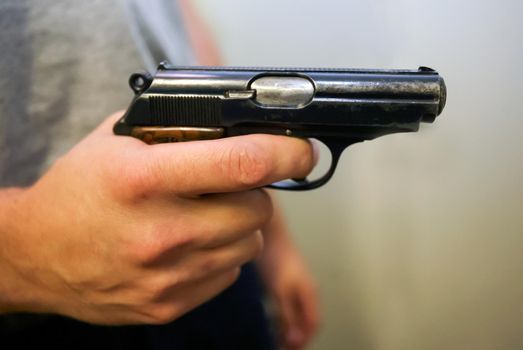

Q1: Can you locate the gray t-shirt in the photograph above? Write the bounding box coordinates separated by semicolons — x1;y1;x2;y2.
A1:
0;0;193;186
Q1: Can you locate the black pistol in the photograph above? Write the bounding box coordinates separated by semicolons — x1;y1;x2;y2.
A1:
114;62;446;190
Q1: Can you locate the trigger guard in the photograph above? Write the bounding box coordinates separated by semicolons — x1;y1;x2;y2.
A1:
266;163;337;191
266;138;363;191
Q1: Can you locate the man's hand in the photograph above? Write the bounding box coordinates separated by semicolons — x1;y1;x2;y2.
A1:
258;198;320;350
0;112;315;325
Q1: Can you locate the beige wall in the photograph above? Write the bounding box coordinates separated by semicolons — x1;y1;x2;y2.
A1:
195;0;523;348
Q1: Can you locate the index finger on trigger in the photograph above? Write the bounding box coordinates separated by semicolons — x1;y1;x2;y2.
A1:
142;134;316;196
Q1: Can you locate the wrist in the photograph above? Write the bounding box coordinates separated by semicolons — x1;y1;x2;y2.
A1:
0;187;53;314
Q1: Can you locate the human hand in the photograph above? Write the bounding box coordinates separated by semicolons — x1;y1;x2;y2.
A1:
0;111;315;325
258;207;320;350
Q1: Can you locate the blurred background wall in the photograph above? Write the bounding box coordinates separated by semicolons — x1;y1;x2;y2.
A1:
193;0;523;349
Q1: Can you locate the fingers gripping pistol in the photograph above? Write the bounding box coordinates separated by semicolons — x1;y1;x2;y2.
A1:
114;63;446;190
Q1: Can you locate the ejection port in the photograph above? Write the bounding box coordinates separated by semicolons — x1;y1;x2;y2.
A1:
250;76;314;108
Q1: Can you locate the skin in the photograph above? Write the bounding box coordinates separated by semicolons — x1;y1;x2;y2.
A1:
0;112;315;325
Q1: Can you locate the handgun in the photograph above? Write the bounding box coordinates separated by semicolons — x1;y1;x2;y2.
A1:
114;62;446;190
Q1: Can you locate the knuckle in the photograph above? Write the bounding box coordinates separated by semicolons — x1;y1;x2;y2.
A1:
141;278;177;302
194;254;243;283
127;165;159;201
127;223;194;266
221;141;272;187
128;232;164;266
109;151;160;202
